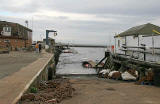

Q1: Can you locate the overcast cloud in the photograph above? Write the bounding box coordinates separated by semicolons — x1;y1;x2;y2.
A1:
0;0;160;45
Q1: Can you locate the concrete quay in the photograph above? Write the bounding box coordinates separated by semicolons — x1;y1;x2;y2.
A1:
0;51;54;104
0;51;43;79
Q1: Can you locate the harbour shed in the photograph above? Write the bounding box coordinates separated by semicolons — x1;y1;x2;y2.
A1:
0;21;32;50
114;23;160;62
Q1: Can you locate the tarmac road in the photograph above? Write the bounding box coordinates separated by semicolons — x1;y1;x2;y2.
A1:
0;51;42;79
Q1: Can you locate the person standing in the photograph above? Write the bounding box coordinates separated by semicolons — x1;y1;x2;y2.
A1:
39;43;42;53
35;43;39;53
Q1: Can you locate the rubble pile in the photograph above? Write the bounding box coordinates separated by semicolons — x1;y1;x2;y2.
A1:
108;71;122;80
19;78;75;104
98;69;138;81
136;69;154;85
98;68;155;85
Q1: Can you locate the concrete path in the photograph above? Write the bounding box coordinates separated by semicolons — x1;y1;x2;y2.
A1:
0;52;43;79
0;51;53;104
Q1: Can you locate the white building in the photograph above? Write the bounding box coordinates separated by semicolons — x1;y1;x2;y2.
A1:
114;23;160;62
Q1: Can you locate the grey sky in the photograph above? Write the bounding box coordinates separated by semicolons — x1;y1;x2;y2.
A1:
0;0;160;45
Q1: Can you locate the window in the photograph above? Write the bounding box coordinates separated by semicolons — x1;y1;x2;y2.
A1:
8;27;11;32
118;40;120;47
3;27;11;32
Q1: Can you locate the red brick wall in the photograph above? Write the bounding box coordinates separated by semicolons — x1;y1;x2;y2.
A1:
0;38;32;50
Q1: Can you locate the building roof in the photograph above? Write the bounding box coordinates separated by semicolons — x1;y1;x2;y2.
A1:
115;23;160;37
0;21;32;32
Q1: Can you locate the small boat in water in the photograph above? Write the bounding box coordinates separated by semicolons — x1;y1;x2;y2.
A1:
62;49;73;53
82;60;104;68
62;48;78;54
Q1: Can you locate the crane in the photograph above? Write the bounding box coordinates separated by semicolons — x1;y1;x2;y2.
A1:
46;30;57;45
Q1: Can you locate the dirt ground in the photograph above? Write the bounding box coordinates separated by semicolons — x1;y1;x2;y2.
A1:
61;78;160;104
0;51;42;79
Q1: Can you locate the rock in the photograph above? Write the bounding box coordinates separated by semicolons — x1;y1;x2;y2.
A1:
99;69;110;74
108;71;121;80
112;72;121;80
127;69;138;78
98;69;110;78
46;99;57;104
121;71;137;81
21;93;35;101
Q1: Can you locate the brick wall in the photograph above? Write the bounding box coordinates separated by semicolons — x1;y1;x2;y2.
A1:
0;38;31;50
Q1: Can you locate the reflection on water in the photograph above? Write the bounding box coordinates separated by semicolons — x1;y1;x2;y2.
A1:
56;47;105;75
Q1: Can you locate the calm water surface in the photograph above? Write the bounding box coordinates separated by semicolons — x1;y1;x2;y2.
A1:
56;47;105;75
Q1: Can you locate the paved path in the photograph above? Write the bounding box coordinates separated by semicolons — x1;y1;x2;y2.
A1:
61;78;160;104
0;52;43;79
0;51;53;104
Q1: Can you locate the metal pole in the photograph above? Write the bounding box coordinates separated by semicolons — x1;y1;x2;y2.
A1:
152;33;155;61
144;45;146;61
125;36;127;55
114;37;116;53
46;30;49;45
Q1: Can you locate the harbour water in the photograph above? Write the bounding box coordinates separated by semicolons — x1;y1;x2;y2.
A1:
56;47;105;75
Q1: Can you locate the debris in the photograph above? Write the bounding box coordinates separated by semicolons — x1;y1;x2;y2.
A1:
99;69;110;74
46;99;57;104
98;69;110;78
108;71;121;80
19;78;75;104
136;70;154;85
21;93;35;101
121;71;137;81
127;69;138;78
